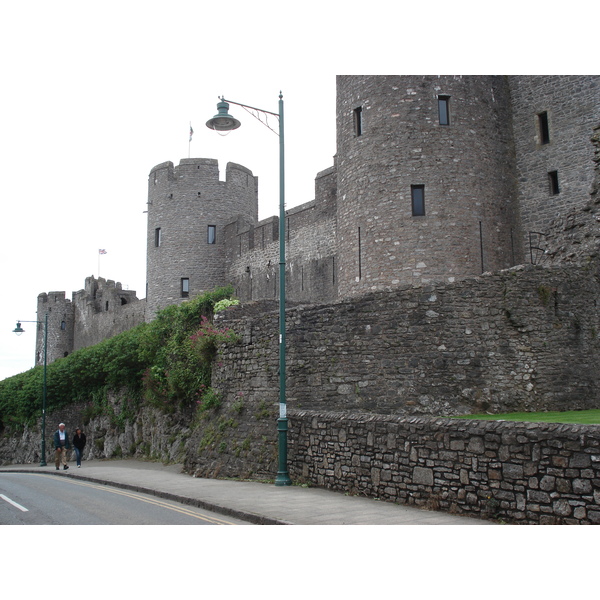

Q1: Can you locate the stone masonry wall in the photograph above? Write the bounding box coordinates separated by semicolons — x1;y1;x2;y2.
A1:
72;277;145;351
3;399;598;524
288;411;600;525
223;166;338;304
215;262;600;418
539;124;600;267
510;76;600;239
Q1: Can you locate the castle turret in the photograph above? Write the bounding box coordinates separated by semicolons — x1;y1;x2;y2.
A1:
146;158;258;318
36;292;74;365
335;75;524;298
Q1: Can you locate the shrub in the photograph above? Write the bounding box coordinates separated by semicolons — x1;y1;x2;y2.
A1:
0;286;237;427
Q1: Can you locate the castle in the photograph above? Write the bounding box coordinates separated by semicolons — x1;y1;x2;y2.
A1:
35;75;600;365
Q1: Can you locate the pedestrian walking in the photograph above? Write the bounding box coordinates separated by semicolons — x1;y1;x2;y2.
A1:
53;423;71;470
73;427;87;468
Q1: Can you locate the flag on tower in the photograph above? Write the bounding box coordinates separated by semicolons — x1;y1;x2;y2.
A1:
99;249;107;255
189;124;194;142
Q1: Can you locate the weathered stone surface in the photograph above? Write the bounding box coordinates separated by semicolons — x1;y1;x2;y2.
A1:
288;412;600;525
412;466;434;486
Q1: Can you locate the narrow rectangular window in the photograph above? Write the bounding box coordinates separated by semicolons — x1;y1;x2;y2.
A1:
353;106;363;137
207;225;216;244
538;111;550;145
438;96;450;126
181;278;189;298
155;227;161;247
358;227;362;280
548;171;560;195
411;185;425;216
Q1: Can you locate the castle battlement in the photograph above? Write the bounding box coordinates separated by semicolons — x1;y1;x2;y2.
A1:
149;158;256;188
38;291;70;303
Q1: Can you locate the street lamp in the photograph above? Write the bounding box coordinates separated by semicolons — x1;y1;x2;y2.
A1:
13;314;49;467
207;93;292;486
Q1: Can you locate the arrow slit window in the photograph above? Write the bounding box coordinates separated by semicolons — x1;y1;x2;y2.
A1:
438;96;450;126
207;225;216;244
411;185;425;216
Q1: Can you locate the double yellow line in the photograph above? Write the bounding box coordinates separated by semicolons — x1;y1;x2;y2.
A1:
38;473;238;525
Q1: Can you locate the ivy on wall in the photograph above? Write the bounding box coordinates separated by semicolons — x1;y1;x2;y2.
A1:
0;286;238;431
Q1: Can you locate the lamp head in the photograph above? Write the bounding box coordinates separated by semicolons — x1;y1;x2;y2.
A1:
206;98;241;132
13;322;25;335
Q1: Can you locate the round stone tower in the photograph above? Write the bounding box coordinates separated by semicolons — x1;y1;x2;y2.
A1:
335;75;524;298
146;158;258;319
36;292;75;365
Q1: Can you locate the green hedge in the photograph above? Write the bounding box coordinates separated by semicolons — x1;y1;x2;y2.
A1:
0;286;237;430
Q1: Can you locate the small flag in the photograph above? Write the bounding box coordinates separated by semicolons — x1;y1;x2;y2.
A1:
189;124;194;142
99;249;107;255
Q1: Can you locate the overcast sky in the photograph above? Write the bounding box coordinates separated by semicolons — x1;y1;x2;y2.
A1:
0;1;595;380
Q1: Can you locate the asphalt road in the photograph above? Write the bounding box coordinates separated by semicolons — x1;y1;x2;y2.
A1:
0;472;248;525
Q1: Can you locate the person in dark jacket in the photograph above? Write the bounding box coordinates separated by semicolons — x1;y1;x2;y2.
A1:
53;423;71;470
73;427;87;468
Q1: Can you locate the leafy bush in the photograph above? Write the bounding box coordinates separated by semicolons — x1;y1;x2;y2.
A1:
0;286;238;428
214;298;240;313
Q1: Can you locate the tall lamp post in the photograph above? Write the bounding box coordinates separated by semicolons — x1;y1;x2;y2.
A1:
206;94;291;486
13;314;48;467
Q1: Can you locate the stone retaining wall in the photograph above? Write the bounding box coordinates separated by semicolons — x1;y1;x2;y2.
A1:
3;400;599;524
288;410;600;524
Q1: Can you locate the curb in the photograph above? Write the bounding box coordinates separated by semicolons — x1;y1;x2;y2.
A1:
0;468;291;525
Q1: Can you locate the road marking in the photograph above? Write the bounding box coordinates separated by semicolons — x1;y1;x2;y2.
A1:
34;473;237;524
0;493;29;512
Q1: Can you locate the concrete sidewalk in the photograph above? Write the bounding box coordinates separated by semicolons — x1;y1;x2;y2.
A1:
0;459;494;525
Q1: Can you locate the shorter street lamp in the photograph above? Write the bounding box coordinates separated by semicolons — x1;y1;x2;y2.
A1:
13;314;48;467
206;94;292;486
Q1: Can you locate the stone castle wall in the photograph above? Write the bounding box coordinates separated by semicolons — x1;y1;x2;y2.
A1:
223;166;338;304
10;80;600;525
213;263;600;419
72;277;145;352
539;124;600;267
510;76;600;237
